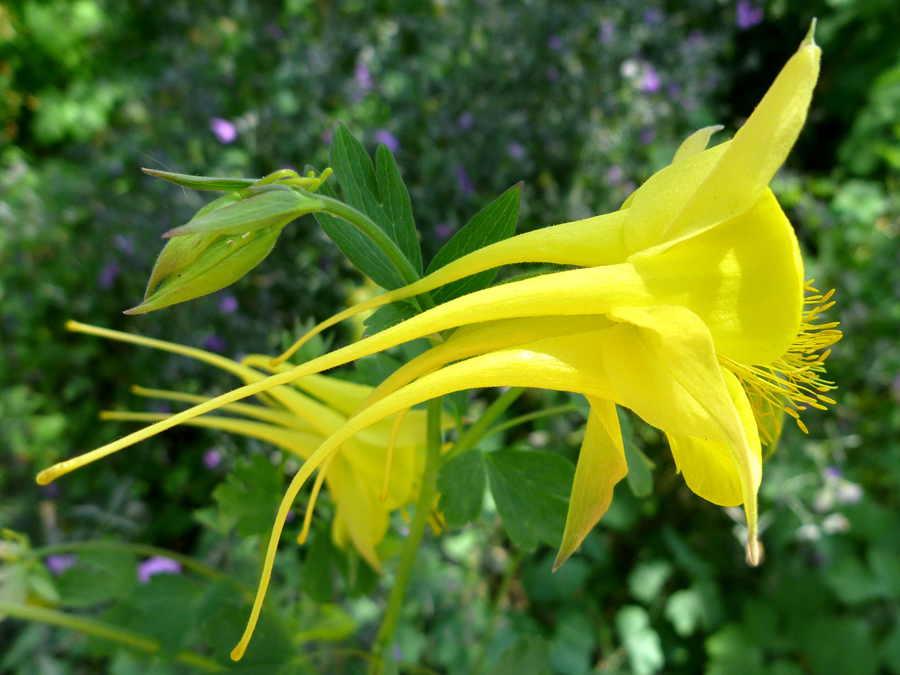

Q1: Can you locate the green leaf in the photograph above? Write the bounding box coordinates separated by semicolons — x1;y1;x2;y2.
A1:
628;560;672;605
437;450;486;528
56;549;138;608
142;168;257;191
363;300;419;337
619;408;655;497
616;605;665;675
311;167;409;291
800;616;878;675
484;448;574;550
426;182;522;304
301;527;336;603
213;454;284;538
330;123;422;274
486;635;552;675
163;187;322;238
128;573;201;654
355;353;403;388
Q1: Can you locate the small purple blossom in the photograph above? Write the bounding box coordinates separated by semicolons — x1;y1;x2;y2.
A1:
210;118;237;144
607;165;623;184
355;62;373;90
508;142;525;159
114;235;135;257
599;20;615;44
320;128;334;145
203;448;222;469
45;554;77;576
138;556;182;584
824;466;842;479
375;129;400;154
667;82;682;99
640;67;661;93
435;223;454;240
456;166;474;195
640;128;656;145
203;334;227;353
458;111;474;130
98;262;120;290
736;1;764;30
644;8;663;24
546;66;560;82
548;35;563;50
285;510;296;523
219;295;238;314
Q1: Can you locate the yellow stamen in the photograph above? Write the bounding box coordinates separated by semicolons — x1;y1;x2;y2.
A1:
723;281;841;440
380;408;410;502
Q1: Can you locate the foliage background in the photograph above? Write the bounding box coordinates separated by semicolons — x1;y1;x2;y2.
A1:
2;0;899;673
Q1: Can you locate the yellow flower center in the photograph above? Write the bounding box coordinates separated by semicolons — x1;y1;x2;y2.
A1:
721;280;842;443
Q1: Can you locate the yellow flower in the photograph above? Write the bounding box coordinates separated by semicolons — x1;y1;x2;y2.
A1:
39;28;840;659
63;321;450;571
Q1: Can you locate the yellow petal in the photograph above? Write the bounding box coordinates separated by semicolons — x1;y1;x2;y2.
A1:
271;210;629;366
554;397;627;570
601;306;761;549
331;459;386;571
671;125;724;164
629;36;820;255
633;188;803;365
361;315;614;411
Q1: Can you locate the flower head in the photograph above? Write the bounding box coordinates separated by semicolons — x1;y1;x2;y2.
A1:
39;27;838;660
138;556;182;583
61;321;450;572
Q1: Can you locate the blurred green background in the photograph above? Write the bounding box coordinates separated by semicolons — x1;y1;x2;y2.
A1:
2;1;899;673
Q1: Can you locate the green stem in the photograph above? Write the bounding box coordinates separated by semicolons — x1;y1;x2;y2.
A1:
471;549;524;675
482;404;581;438
368;397;444;675
0;600;224;671
314;194;435;311
444;387;524;461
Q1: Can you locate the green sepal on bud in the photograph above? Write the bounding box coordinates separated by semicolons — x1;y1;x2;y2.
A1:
162;186;323;238
125;189;321;315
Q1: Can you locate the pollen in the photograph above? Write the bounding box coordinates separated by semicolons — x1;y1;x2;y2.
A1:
723;281;842;443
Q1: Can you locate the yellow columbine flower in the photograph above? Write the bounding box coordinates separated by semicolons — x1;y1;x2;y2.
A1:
64;321;451;571
39;28;840;660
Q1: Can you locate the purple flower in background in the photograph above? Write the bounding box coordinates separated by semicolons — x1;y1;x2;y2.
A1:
599;20;615;44
210;118;237;144
458;111;474;130
45;554;77;576
355;62;372;90
204;448;222;469
640;128;656;145
456;166;474;195
138;556;182;584
435;223;454;240
546;67;560;82
203;334;227;353
508;142;525;159
607;165;623;184
548;35;563;50
825;466;842;479
644;8;663;24
320;128;334;145
375;129;400;153
219;295;238;314
98;262;120;290
640;67;661;93
667;82;682;99
736;1;764;30
114;235;135;257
